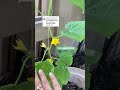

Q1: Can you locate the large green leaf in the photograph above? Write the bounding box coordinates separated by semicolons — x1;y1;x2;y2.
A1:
69;0;84;12
54;66;70;87
35;61;54;80
61;21;85;42
0;81;34;90
86;0;120;38
56;51;73;66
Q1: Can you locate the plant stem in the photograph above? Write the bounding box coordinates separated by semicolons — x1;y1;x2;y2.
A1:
48;0;53;38
48;0;53;16
53;57;59;60
14;56;30;85
41;49;48;62
47;0;53;38
48;27;53;37
48;44;52;59
35;7;45;16
47;0;53;59
48;50;52;59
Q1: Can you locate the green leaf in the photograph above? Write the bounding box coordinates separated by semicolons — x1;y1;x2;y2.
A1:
0;84;16;90
35;61;54;80
0;81;34;90
54;66;70;87
61;21;85;42
56;51;73;66
69;0;84;12
86;0;120;38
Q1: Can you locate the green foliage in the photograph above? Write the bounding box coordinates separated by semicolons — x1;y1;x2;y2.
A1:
56;51;73;66
86;0;120;38
35;51;73;87
35;60;54;80
69;0;84;12
54;66;70;87
0;81;34;90
35;0;85;88
35;62;71;87
1;0;85;89
54;51;72;87
61;21;85;42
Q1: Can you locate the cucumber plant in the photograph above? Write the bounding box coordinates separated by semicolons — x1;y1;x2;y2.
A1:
0;0;85;89
35;0;85;88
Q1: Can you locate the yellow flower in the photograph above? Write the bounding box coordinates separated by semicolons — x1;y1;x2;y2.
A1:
47;59;53;64
51;38;60;46
41;43;46;48
13;39;27;52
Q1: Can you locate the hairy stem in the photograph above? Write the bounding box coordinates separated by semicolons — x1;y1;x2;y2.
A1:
41;49;48;62
47;0;53;59
35;7;44;16
48;0;53;16
48;27;53;37
14;56;30;85
48;45;52;59
48;0;53;38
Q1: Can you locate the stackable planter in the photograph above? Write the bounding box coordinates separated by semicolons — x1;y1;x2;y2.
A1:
68;67;85;90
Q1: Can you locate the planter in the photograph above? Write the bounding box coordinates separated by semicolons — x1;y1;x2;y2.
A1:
68;67;85;90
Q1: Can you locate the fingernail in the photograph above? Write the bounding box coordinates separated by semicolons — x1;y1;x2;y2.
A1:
38;69;43;74
49;72;53;76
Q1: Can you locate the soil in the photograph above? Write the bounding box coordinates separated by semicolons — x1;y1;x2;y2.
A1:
63;82;83;90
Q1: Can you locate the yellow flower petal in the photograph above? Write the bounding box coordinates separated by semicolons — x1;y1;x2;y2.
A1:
47;59;53;64
13;39;27;52
51;38;60;46
40;43;46;48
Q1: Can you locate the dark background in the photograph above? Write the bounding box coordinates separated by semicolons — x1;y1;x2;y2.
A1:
0;0;34;86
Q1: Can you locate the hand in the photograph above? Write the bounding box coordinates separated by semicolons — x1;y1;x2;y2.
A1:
35;69;61;90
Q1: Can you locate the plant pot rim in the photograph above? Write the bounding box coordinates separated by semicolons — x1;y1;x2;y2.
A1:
68;67;85;89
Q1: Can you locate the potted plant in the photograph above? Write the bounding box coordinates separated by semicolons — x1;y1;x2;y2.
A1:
35;0;85;89
0;0;85;89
